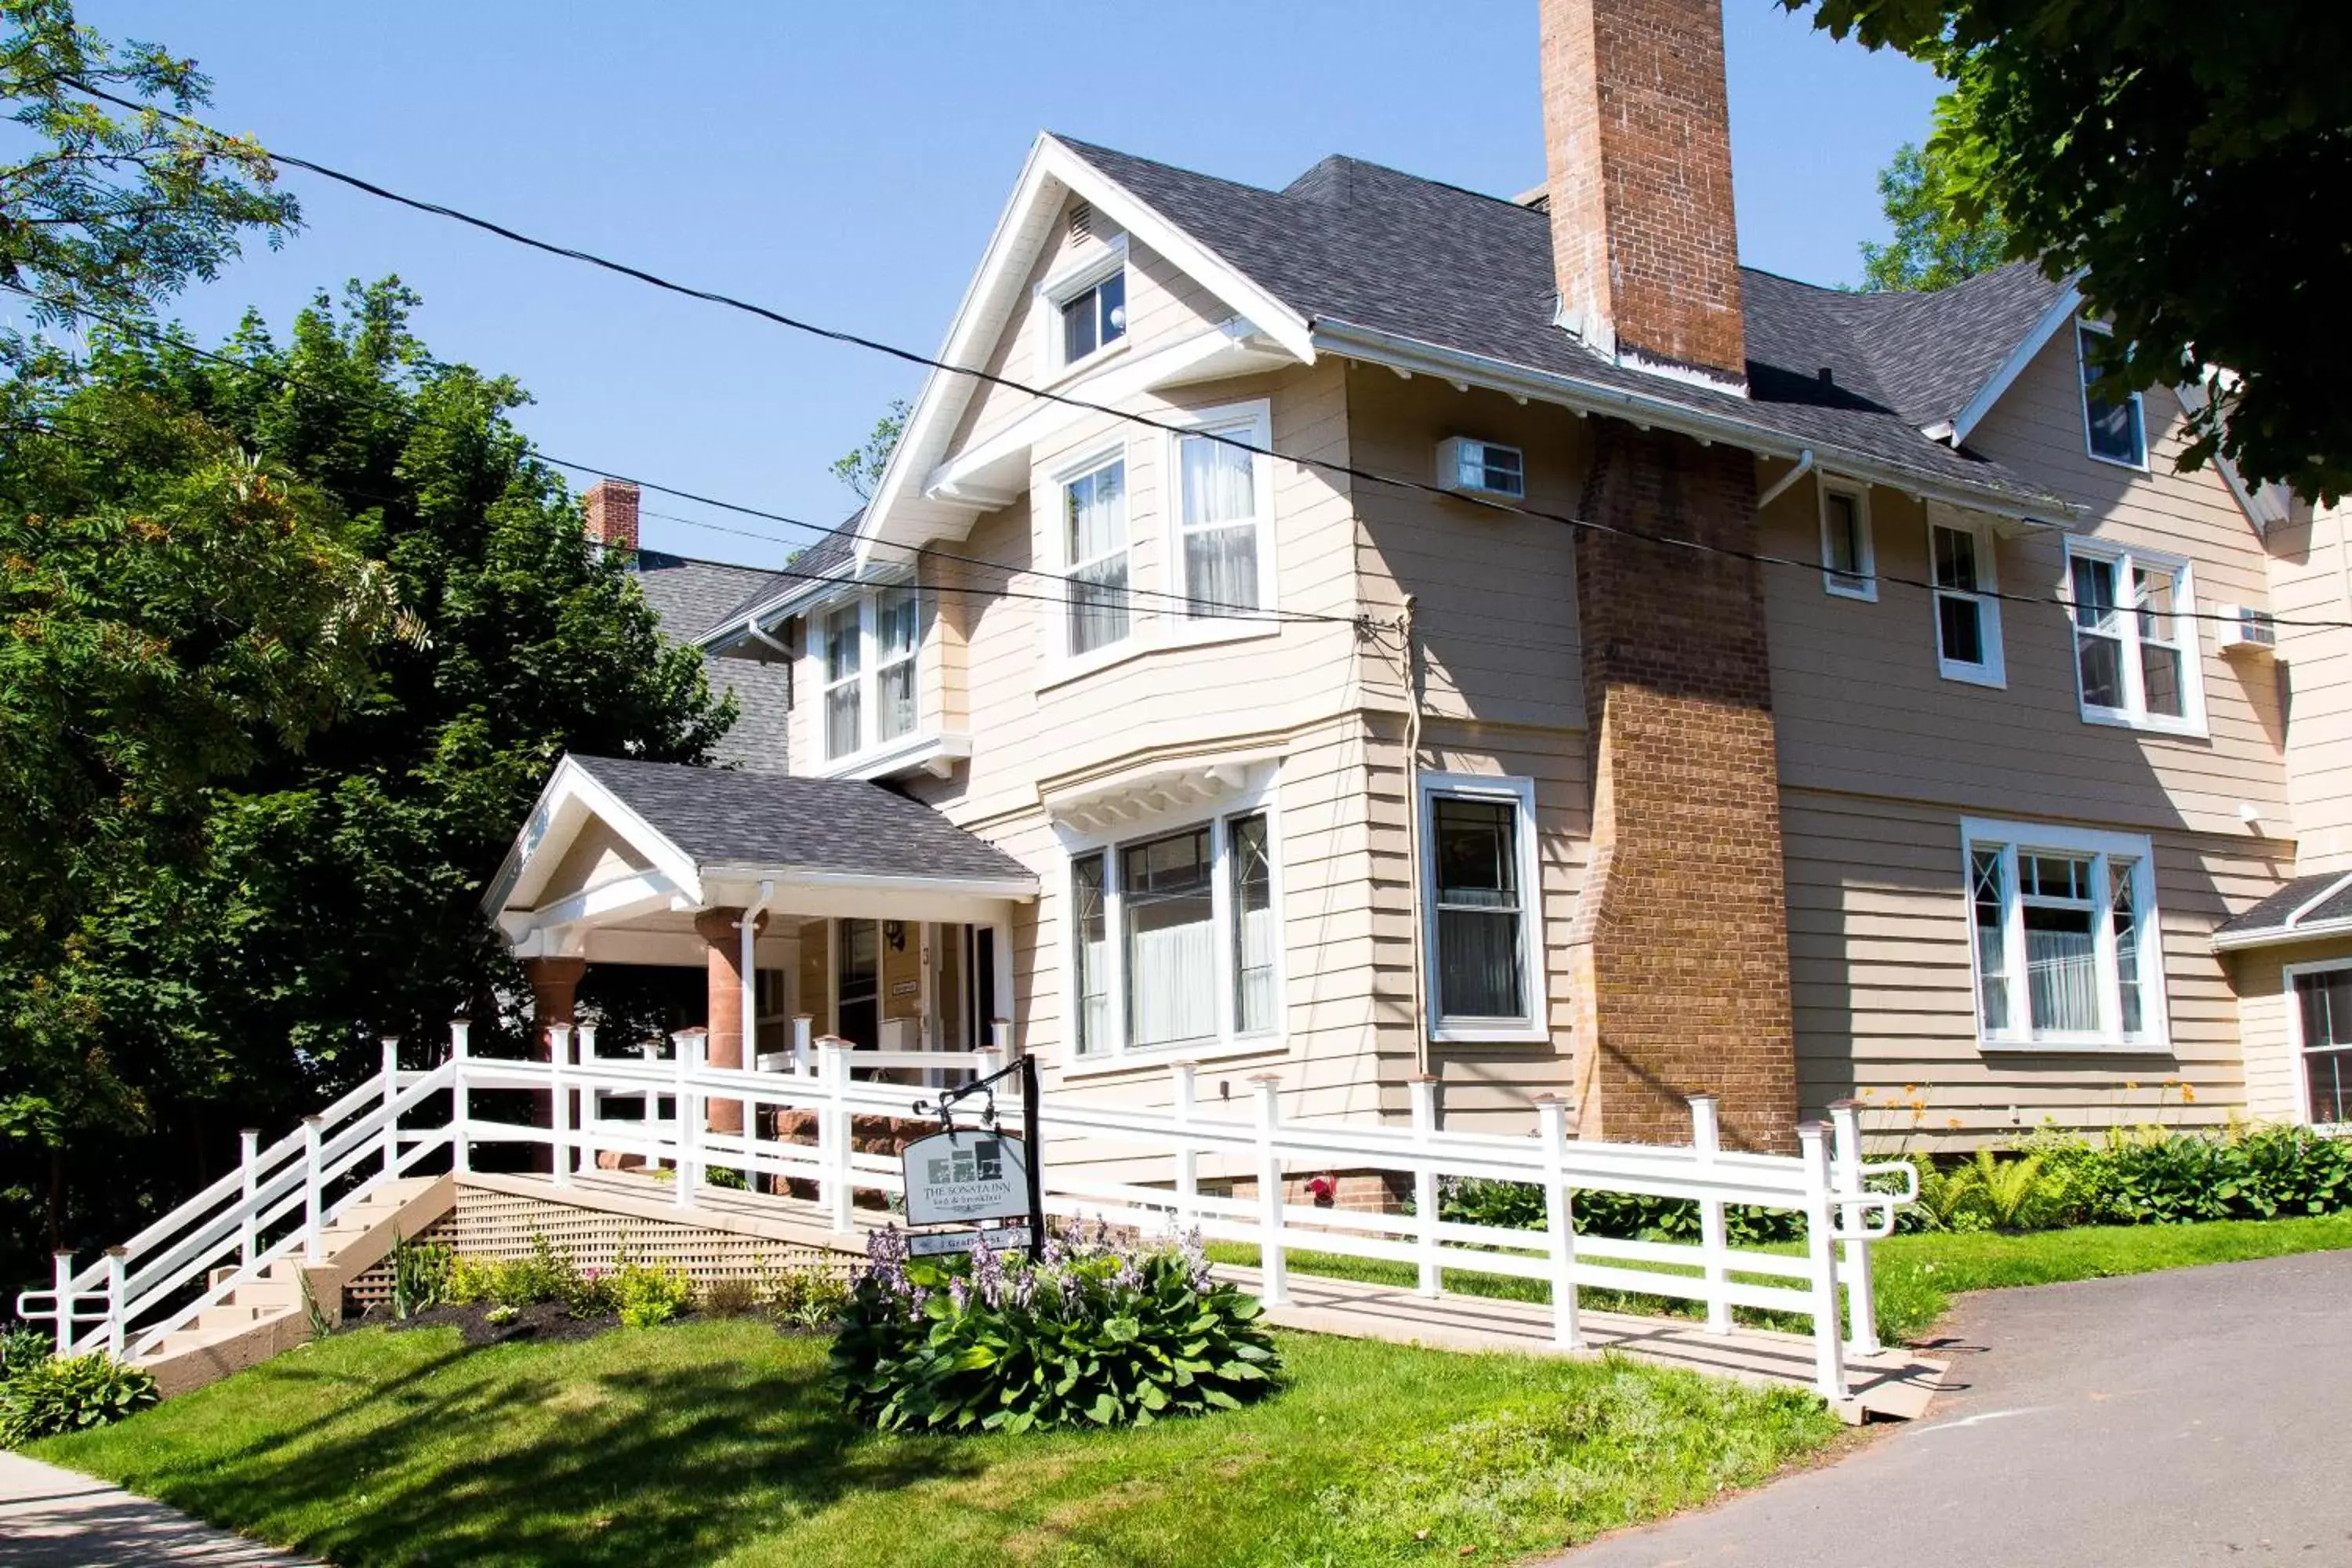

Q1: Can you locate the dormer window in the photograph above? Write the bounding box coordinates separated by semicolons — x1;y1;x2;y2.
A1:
2077;321;2146;469
817;583;924;763
1061;270;1126;364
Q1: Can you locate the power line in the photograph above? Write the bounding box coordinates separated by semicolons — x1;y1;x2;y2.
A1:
1;279;1348;630
58;78;2352;637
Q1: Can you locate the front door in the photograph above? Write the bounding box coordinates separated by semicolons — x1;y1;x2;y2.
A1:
837;917;880;1050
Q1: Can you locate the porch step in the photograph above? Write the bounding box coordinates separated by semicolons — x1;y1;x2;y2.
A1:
136;1174;456;1398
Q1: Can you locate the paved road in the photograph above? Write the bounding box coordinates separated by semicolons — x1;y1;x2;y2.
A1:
1564;1250;2352;1566
0;1451;319;1566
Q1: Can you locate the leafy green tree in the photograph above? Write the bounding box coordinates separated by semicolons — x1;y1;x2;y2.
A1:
828;398;907;502
1858;140;2007;293
1784;0;2352;501
0;285;735;1276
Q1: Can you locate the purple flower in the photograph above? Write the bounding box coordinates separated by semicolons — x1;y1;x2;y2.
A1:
948;1276;970;1312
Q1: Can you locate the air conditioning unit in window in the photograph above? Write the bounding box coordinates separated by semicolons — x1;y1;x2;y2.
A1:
1435;437;1526;503
2214;603;2278;655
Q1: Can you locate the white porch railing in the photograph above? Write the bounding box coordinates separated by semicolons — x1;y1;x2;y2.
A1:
16;1022;1915;1402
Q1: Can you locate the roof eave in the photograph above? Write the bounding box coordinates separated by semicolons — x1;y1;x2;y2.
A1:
1311;320;2075;525
2212;913;2352;954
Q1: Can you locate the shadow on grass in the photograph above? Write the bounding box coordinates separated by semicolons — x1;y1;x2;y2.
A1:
81;1329;984;1568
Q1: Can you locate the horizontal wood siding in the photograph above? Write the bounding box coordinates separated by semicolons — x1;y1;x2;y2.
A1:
2265;505;2352;870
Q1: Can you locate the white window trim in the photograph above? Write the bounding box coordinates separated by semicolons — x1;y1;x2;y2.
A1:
1818;478;1876;601
2281;959;2352;1133
1418;771;1549;1044
1960;816;2170;1053
1058;777;1285;1067
806;578;943;775
1036;234;1131;383
2063;539;2209;737
1929;514;2006;688
2075;320;2150;473
1160;398;1279;622
1044;440;1134;675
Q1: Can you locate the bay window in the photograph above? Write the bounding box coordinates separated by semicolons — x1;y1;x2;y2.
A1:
2067;541;2202;733
1962;818;2165;1048
1173;404;1273;616
1420;774;1546;1042
1062;456;1131;657
1066;807;1279;1058
815;583;924;763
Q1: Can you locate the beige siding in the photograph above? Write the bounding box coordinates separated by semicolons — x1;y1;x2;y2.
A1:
2227;935;2352;1126
2267;504;2352;870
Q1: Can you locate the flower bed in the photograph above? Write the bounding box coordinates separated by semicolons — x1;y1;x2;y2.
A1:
831;1222;1279;1434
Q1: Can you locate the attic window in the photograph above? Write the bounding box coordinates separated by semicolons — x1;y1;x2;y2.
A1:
1061;271;1126;365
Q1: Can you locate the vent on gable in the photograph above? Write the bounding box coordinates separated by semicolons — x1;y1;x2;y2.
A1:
1069;201;1093;244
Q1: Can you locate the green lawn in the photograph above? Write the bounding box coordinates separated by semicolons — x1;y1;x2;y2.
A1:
32;1322;1838;1567
1212;1210;2352;1345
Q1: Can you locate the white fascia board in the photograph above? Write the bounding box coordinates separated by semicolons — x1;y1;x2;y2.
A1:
1949;280;2085;446
699;863;1039;903
860;134;1315;561
480;756;705;916
1314;320;2077;528
2212;913;2352;953
2172;376;2291;534
511;870;687;936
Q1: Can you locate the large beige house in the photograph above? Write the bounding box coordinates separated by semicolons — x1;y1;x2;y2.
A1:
487;0;2352;1157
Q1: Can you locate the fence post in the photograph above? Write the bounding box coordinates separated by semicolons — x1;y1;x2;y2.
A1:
1689;1094;1731;1335
575;1024;598;1173
449;1018;473;1174
820;1040;854;1232
793;1014;815;1076
1828;1098;1882;1358
103;1247;127;1359
379;1036;402;1181
50;1251;73;1356
550;1023;575;1189
302;1115;326;1265
672;1029;702;1209
1172;1062;1200;1232
1534;1094;1581;1349
1249;1076;1288;1308
1797;1120;1849;1403
1409;1075;1442;1298
238;1129;262;1269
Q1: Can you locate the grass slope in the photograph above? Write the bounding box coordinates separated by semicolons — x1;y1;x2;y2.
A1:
33;1323;1837;1568
1211;1210;2352;1344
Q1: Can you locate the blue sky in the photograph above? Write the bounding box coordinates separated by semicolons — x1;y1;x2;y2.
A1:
71;2;1941;568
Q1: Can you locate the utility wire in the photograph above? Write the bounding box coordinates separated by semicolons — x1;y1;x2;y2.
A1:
58;79;2352;635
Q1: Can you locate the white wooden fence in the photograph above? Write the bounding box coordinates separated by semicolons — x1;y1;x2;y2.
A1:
17;1022;1914;1401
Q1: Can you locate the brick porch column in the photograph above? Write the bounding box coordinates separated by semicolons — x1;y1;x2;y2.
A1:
693;908;767;1136
522;955;586;1171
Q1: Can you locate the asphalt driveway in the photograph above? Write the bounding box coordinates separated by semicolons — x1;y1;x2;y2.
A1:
1563;1249;2352;1565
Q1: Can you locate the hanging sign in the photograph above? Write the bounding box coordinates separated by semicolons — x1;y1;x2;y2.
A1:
901;1128;1031;1227
909;1224;1034;1258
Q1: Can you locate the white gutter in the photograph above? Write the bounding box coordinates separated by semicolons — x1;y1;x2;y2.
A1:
2212;913;2352;954
1311;320;2078;528
1755;448;1817;511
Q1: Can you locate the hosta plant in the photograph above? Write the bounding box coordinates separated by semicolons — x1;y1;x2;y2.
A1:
0;1353;158;1446
832;1221;1279;1434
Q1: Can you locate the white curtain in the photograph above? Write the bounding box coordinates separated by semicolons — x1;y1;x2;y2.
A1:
1066;464;1131;652
1236;906;1276;1033
878;661;915;742
1129;917;1217;1047
2026;927;2100;1033
1079;935;1109;1054
1181;435;1259;614
1439;909;1523;1019
825;686;861;760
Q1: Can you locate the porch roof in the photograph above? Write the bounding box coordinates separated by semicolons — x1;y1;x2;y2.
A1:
485;755;1036;963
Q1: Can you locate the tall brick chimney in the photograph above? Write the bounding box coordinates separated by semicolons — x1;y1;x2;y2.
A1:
1539;1;1797;1150
583;477;641;557
1538;0;1748;390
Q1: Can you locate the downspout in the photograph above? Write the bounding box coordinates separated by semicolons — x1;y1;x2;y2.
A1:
741;614;793;663
1399;595;1431;1080
740;879;775;1065
1755;448;1817;513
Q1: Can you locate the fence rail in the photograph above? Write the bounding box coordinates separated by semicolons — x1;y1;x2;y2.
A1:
16;1022;1913;1401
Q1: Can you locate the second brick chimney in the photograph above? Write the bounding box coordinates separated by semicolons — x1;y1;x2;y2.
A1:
1539;0;1748;389
583;477;641;557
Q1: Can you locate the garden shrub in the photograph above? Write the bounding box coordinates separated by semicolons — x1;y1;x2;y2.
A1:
1439;1177;1806;1246
702;1276;760;1315
0;1353;158;1446
832;1222;1279;1433
757;1262;851;1330
612;1260;694;1327
388;1235;453;1320
1;1323;50;1381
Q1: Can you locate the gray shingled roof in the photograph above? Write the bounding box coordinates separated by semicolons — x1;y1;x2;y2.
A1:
571;755;1034;886
1056;140;2067;513
629;550;794;775
2213;873;2352;946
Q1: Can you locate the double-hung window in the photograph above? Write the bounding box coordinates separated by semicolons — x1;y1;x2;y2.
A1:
1963;818;2164;1049
816;583;924;763
1929;516;2004;685
1062;455;1131;657
2288;964;2352;1129
2077;322;2147;469
1044;241;1129;374
1172;404;1274;617
1820;482;1875;600
1419;774;1546;1042
1067;806;1279;1058
2067;542;2202;733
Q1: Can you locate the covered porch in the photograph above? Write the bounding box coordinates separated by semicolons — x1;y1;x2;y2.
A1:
483;755;1036;1116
